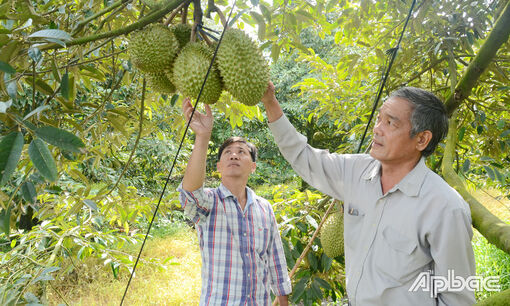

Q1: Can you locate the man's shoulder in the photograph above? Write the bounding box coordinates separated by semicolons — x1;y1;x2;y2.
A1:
422;168;469;211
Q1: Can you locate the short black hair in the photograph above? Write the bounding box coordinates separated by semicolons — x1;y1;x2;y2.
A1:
390;87;449;157
217;137;257;162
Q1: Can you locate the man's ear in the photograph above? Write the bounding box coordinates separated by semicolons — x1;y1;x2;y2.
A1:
416;130;433;152
251;162;256;174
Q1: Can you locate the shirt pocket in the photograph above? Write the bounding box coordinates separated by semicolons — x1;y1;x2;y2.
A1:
376;226;420;284
254;226;270;257
344;203;365;251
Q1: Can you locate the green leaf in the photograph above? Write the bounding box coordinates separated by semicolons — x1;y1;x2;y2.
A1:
307;251;318;271
61;73;69;100
305;214;318;229
321;253;333;272
83;199;98;211
0;132;24;185
28;29;72;42
21;181;37;204
250;12;266;41
310;278;323;299
457;126;466;141
462;159;470;173
23;105;51;120
483;165;495;181
0;60;15;74
291;277;307;303
315;277;332;291
28;138;58;182
0;206;11;236
170;94;179;107
35;126;85;153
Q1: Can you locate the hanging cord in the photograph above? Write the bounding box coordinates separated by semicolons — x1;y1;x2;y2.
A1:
356;0;417;154
119;2;237;304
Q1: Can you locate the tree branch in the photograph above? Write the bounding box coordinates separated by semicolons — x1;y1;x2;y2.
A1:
38;0;186;52
444;1;510;116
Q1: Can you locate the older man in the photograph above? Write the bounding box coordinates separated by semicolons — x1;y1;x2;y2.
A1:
261;82;475;305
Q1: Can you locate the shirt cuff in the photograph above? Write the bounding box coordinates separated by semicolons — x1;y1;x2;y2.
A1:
271;278;292;297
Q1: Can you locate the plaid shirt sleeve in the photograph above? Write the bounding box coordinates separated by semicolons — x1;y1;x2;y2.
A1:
177;183;215;225
267;206;292;296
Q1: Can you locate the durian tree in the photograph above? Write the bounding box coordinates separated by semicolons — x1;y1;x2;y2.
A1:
0;0;509;304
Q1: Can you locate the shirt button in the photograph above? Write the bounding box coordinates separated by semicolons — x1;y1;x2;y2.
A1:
247;273;251;277
248;294;251;298
244;233;247;236
246;253;249;257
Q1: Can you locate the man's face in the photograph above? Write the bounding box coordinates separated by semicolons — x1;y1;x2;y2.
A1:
217;142;256;180
370;97;422;164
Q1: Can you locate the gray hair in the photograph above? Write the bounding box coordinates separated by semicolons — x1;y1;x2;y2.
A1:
390;87;449;157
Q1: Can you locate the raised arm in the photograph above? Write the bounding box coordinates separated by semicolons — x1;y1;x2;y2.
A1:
261;81;284;123
181;98;213;192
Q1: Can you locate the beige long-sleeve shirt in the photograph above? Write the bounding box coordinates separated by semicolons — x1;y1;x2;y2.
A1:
269;114;476;306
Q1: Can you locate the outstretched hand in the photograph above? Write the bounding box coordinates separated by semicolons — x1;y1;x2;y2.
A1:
182;98;213;136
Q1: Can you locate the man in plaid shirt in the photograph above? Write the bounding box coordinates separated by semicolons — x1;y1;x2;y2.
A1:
178;98;292;305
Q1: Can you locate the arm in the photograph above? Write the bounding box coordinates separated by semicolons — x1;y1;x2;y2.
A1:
277;295;289;306
181;98;213;191
429;207;476;305
261;81;348;201
178;98;215;223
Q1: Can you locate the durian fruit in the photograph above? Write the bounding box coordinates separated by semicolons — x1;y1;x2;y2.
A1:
128;24;179;74
171;42;223;104
170;24;192;49
216;29;269;106
146;71;175;94
320;211;344;258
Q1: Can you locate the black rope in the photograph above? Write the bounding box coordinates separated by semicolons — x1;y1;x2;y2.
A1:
356;0;417;154
119;2;237;304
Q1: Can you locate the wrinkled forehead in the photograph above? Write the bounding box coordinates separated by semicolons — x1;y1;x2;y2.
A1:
380;96;414;117
221;142;251;154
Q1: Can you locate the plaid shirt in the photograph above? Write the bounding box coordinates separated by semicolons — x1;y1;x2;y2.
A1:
178;183;292;305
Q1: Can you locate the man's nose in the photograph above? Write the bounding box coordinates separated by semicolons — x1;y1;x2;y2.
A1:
373;122;382;136
230;153;239;159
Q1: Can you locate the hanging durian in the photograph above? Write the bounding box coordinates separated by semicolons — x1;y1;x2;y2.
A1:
128;24;179;74
216;29;269;106
146;71;176;94
320;211;344;258
171;42;223;104
170;24;193;50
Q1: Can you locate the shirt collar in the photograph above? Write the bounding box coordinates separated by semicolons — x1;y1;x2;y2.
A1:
218;183;255;206
363;157;428;197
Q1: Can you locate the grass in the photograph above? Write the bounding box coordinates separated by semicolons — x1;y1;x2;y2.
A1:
471;188;510;301
47;221;201;305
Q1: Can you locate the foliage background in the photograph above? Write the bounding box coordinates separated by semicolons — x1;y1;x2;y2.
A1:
0;0;509;304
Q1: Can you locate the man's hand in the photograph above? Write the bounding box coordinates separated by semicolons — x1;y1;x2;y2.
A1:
261;81;284;123
182;97;213;137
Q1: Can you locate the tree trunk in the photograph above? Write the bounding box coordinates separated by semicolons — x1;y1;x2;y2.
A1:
442;112;510;255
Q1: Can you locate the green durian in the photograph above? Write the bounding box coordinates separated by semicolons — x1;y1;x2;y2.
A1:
216;29;269;106
146;71;176;94
171;42;223;104
320;211;344;258
170;24;192;49
128;24;179;73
